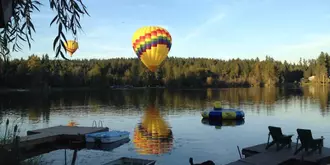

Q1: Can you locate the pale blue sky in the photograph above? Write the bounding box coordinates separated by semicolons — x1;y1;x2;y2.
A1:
10;0;330;62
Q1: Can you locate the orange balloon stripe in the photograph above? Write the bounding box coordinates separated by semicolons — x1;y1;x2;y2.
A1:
66;48;77;53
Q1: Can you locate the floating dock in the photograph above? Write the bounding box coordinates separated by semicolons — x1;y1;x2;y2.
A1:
226;143;330;165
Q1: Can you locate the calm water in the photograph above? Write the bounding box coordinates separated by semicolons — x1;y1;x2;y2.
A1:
1;87;330;165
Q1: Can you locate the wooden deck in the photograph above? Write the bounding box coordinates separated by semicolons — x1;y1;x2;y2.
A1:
226;143;330;165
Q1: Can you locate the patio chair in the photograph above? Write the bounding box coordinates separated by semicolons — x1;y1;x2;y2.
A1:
265;126;294;151
294;128;324;155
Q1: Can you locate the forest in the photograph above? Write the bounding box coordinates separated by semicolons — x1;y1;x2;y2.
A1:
0;52;329;89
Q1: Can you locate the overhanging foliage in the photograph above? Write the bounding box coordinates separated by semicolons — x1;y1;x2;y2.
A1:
0;0;89;60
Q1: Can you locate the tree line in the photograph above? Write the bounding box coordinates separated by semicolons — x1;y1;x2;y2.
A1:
0;52;329;89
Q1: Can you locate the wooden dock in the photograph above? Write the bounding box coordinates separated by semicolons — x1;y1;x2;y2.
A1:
2;125;109;151
20;138;130;161
16;133;59;150
0;125;110;163
226;143;330;165
27;125;108;136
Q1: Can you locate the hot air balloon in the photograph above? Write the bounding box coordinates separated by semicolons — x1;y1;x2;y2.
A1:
64;40;79;57
132;26;172;72
133;105;173;155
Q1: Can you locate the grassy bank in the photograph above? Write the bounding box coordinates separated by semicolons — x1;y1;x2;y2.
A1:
0;119;42;165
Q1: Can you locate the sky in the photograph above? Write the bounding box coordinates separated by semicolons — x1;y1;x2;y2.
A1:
9;0;330;63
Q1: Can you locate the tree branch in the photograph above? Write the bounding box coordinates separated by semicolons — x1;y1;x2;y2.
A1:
0;0;89;60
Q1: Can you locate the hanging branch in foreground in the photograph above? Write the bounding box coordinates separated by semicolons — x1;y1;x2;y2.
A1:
0;0;89;60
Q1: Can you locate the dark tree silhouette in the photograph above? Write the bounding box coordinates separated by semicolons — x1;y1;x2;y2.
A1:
0;52;327;89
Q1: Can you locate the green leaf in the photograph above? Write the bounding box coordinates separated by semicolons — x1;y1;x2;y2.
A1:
60;39;66;52
56;45;61;56
60;51;69;60
53;35;60;51
58;23;62;35
50;15;58;26
73;3;83;14
26;34;31;49
20;22;27;32
29;22;36;32
60;31;67;44
18;35;26;42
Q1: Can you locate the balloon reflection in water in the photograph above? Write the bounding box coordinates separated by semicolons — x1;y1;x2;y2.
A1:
201;118;245;129
133;105;173;155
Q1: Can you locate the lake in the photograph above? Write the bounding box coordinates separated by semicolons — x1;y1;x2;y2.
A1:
1;86;330;165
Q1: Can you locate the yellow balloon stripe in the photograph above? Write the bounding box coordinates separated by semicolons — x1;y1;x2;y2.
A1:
140;45;169;72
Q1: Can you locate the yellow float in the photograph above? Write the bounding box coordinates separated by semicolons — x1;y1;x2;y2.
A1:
201;102;245;120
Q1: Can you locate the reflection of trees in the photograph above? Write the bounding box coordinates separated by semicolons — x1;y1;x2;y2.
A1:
0;92;50;124
301;86;329;116
0;87;329;119
133;105;173;155
28;110;40;124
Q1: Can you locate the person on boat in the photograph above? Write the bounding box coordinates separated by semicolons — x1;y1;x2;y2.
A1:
213;101;223;110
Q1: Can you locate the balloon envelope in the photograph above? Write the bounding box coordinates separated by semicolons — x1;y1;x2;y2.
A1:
132;26;172;72
64;40;79;56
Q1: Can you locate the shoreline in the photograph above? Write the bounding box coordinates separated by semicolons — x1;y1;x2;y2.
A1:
0;83;309;93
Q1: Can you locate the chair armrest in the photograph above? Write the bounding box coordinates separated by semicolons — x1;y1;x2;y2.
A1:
314;138;324;141
283;134;294;138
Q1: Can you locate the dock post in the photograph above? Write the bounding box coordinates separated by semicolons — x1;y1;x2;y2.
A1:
11;136;20;163
64;149;67;165
3;119;9;144
15;136;20;163
237;146;242;159
71;149;78;165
